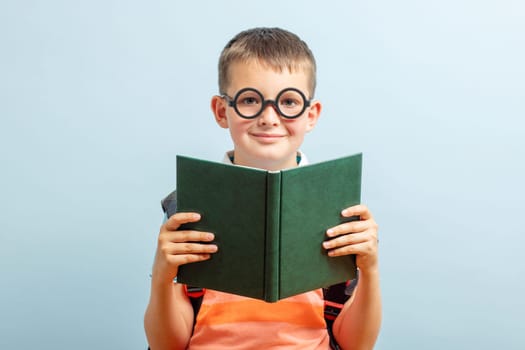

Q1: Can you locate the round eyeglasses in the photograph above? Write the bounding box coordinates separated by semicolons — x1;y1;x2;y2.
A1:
221;87;311;119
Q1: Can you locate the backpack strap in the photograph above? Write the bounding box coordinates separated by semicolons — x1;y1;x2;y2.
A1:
184;285;205;321
323;274;359;320
161;189;178;218
323;274;359;350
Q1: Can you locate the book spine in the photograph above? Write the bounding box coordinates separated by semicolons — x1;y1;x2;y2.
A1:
264;171;281;302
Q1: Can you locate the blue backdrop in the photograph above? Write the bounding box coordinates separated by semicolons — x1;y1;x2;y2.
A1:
1;1;524;349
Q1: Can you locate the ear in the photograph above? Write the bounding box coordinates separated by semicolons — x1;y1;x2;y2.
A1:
305;100;322;132
211;95;229;129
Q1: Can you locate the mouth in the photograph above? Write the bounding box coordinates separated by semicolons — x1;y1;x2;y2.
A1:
250;132;286;143
251;132;284;138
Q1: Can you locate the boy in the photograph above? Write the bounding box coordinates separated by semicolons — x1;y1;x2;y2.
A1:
145;27;381;350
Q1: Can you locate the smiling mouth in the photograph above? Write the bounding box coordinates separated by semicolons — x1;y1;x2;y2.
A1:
251;132;285;138
250;132;285;143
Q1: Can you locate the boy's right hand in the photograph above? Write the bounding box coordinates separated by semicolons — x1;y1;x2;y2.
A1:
152;212;218;284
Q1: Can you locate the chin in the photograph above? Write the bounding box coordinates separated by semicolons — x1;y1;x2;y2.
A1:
256;152;297;167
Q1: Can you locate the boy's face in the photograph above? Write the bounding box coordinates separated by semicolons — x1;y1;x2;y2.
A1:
212;60;321;171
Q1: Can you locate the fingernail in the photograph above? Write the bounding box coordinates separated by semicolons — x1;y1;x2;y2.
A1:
326;229;334;237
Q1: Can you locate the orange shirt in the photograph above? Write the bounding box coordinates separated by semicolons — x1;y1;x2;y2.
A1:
188;289;330;349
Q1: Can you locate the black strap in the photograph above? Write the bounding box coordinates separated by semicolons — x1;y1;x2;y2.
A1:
323;273;359;350
161;189;177;218
185;286;204;332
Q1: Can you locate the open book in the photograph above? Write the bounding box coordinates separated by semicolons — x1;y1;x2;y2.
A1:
173;153;362;302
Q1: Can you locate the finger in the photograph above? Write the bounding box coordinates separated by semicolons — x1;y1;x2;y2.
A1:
326;220;370;238
342;204;372;220
168;253;213;266
164;242;218;266
170;242;219;255
162;230;215;244
327;240;375;257
323;232;368;250
159;242;218;263
164;212;201;231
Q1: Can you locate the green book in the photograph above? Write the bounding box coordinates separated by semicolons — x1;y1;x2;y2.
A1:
175;153;362;302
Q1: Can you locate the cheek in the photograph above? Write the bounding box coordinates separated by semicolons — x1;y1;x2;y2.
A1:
284;120;309;136
227;119;252;138
228;125;243;141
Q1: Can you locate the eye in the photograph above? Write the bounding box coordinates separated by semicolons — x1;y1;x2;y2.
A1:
278;89;305;111
236;91;261;106
280;98;299;107
240;96;260;105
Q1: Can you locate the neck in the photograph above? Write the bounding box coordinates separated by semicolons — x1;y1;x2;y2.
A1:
230;152;300;171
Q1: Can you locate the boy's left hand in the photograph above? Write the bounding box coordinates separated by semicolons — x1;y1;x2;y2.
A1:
323;204;379;272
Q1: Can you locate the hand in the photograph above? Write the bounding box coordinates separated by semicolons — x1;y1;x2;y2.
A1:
323;204;379;272
152;212;218;283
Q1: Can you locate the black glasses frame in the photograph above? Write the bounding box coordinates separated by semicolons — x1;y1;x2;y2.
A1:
221;87;311;119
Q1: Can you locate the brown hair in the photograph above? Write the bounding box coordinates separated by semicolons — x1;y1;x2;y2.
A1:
218;27;317;97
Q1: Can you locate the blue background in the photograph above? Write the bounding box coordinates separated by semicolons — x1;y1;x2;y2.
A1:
1;1;524;349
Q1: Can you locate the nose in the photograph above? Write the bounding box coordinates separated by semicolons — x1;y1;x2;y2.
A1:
258;101;280;126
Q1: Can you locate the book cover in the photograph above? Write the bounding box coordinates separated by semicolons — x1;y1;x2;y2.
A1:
174;153;362;302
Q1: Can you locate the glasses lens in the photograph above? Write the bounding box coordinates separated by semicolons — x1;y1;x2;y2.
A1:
234;89;263;118
277;89;306;118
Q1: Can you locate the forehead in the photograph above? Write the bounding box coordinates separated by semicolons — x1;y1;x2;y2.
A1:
227;59;310;95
